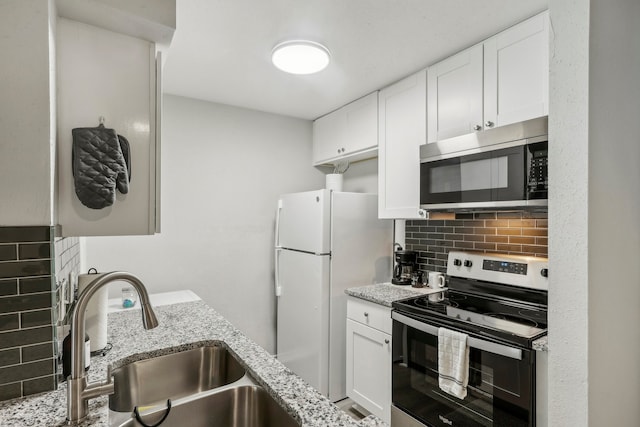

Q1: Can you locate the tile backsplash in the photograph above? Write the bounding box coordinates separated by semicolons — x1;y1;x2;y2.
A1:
0;227;81;402
405;211;548;274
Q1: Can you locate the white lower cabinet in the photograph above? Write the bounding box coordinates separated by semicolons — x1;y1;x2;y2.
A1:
346;297;391;423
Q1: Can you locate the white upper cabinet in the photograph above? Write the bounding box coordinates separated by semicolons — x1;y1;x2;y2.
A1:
484;10;549;128
312;92;378;166
56;18;161;236
427;44;483;143
378;70;427;219
427;10;549;143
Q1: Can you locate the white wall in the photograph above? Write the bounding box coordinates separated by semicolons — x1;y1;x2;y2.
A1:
549;0;640;424
84;95;325;352
548;1;590;424
341;157;378;194
587;0;640;424
0;0;55;226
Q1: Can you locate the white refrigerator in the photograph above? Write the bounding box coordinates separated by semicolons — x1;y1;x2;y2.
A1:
274;189;393;402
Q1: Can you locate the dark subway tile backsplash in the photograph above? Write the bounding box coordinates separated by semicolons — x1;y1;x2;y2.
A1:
0;260;51;280
18;243;51;260
22;343;54;363
0;314;19;332
0;226;56;401
0;227;51;244
0;326;53;350
23;375;56;397
0;349;20;366
0;279;18;296
0;359;54;384
406;211;548;274
0;245;17;262
21;309;52;329
0;293;52;314
19;277;52;294
0;382;21;401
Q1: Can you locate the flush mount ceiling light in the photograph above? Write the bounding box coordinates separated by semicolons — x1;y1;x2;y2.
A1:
271;40;331;75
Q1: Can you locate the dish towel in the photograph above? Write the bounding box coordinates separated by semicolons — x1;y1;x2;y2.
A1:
438;327;470;399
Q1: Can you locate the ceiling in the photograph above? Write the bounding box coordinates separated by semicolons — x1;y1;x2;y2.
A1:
162;0;548;121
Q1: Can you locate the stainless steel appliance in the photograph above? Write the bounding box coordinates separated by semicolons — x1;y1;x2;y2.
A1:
391;251;548;427
392;246;418;286
420;116;548;211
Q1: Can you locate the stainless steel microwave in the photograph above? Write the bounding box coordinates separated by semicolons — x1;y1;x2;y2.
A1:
420;116;548;210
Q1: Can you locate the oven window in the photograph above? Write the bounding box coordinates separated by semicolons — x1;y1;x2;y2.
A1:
392;320;533;427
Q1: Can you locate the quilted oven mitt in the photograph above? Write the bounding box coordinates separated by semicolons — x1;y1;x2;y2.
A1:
72;124;130;209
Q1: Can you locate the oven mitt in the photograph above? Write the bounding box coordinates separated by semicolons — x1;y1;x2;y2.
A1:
72;124;131;209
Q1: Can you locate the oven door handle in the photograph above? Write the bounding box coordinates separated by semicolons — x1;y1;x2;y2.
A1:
392;311;523;360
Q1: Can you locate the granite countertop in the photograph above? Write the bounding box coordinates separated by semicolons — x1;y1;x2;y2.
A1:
346;283;549;352
345;282;445;307
0;300;386;427
532;335;548;352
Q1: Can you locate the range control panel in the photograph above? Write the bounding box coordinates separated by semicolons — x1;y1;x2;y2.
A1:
482;260;527;275
447;250;548;291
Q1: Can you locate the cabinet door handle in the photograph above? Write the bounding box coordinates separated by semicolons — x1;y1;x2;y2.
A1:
364;312;369;317
484;121;494;128
384;339;389;344
473;124;482;131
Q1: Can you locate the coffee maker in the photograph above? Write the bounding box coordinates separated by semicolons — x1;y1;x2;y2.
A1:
392;245;418;286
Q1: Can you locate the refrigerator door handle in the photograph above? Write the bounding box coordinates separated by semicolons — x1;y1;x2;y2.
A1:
275;199;283;297
275;199;283;248
275;247;282;297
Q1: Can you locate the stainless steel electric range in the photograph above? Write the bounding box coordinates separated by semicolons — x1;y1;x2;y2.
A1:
391;250;548;427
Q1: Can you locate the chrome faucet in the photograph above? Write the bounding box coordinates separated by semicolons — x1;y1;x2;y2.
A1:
66;272;159;424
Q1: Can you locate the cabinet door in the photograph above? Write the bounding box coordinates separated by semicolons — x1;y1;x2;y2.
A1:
378;71;427;219
484;11;549;128
312;108;345;164
427;44;483;143
312;93;378;166
346;319;391;423
56;19;159;236
343;92;378;155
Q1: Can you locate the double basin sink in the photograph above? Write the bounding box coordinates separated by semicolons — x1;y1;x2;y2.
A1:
108;343;299;427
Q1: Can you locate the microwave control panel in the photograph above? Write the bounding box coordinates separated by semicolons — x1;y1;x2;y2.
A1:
527;142;548;196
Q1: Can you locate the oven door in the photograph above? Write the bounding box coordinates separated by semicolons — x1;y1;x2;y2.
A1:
391;311;535;427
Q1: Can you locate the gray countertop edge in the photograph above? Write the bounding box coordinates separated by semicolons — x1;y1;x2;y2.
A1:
0;300;387;427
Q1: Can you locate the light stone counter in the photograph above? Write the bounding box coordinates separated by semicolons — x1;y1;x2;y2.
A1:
0;300;386;427
532;335;548;352
345;282;445;307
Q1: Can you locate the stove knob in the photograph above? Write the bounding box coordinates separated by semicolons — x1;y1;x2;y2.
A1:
453;259;462;266
463;260;473;268
541;268;549;278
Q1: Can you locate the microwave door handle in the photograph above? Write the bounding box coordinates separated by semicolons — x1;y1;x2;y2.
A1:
391;312;523;360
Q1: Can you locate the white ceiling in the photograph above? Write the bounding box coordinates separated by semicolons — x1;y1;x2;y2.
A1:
162;0;548;120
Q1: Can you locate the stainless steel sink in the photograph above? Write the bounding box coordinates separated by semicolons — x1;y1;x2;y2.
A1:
109;343;246;413
113;385;300;427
